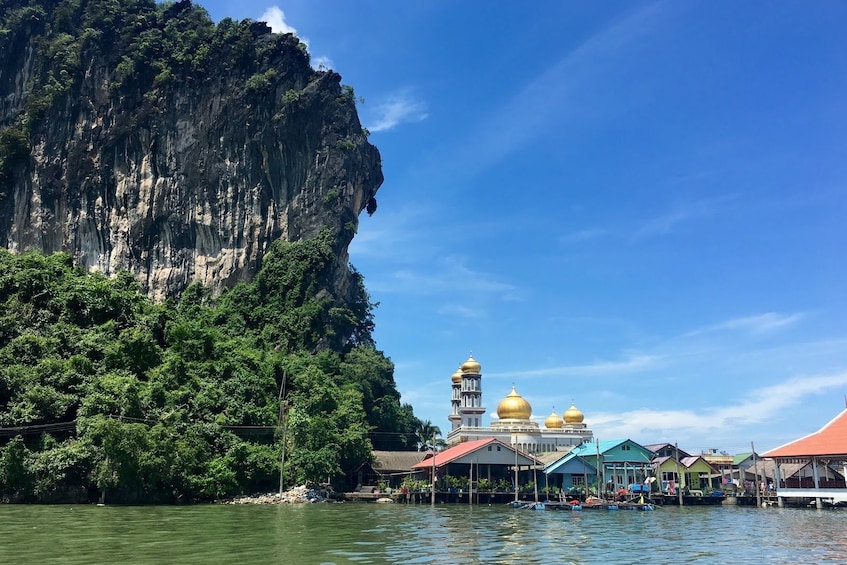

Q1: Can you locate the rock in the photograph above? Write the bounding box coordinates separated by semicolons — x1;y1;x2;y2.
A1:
0;2;382;301
223;485;331;504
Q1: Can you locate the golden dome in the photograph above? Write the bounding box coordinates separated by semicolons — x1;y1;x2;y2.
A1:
451;369;462;384
460;355;481;374
563;403;584;424
497;386;532;420
545;410;563;429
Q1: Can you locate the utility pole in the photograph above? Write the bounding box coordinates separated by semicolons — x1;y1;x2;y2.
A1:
513;432;519;503
431;439;436;506
278;371;288;496
752;441;761;508
675;442;684;507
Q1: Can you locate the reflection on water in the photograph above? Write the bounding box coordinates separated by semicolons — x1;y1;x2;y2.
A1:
0;503;844;564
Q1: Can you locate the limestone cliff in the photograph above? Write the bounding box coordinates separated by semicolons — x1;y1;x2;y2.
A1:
0;0;382;300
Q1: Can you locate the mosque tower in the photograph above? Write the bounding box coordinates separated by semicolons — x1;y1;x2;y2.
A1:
457;355;485;428
448;368;462;431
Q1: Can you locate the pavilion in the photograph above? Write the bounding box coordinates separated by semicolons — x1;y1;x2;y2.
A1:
762;407;847;508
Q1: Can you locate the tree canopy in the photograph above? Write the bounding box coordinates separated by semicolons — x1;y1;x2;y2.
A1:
0;235;421;503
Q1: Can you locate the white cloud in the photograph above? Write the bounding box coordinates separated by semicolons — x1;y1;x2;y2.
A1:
311;55;334;70
589;370;847;449
366;91;429;133
260;6;297;35
485;353;660;380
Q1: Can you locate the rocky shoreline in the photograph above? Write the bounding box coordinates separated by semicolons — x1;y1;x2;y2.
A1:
223;485;335;504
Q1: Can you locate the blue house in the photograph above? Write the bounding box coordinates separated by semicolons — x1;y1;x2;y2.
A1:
543;451;597;492
570;439;654;492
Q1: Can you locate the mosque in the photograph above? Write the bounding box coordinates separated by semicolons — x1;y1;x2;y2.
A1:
445;355;594;454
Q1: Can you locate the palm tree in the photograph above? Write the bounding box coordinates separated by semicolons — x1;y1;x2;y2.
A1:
416;420;444;452
415;420;444;505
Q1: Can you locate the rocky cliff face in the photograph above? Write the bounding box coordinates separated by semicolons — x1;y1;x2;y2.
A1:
0;0;382;300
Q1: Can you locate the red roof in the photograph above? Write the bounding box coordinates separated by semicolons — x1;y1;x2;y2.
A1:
411;438;539;469
763;408;847;458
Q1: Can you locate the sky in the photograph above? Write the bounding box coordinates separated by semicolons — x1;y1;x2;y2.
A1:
198;0;847;455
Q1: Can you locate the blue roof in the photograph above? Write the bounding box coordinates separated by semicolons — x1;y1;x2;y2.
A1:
544;451;597;475
570;439;629;456
569;439;654;464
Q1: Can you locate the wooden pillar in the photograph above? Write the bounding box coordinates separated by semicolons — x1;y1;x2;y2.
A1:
775;461;784;508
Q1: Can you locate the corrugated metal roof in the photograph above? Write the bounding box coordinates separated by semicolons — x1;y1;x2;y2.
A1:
410;437;540;469
371;451;428;473
570;439;627;455
732;452;754;466
543;451;596;475
680;456;715;470
763;408;847;458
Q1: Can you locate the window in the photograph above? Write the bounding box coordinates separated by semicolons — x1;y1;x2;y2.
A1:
488;446;492;451
497;445;501;451
572;476;585;486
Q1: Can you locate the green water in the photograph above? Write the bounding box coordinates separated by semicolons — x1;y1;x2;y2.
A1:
1;503;844;564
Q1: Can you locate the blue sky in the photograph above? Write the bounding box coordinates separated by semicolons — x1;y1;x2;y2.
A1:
200;0;847;454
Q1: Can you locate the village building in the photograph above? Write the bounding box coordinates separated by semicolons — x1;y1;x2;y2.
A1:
762;406;847;508
446;355;594;453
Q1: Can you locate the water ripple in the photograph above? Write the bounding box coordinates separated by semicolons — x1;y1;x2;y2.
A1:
0;503;845;564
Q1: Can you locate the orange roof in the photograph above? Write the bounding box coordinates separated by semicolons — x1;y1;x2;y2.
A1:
763;408;847;458
411;437;539;469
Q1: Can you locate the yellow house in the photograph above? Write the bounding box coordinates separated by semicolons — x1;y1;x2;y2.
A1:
653;455;717;492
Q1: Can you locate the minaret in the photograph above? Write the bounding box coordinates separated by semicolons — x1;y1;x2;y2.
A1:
448;368;462;431
457;354;485;428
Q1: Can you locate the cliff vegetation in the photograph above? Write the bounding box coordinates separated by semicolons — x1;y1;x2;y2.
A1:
0;237;420;503
0;0;418;503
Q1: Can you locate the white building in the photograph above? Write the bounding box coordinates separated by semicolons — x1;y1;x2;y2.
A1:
446;355;593;454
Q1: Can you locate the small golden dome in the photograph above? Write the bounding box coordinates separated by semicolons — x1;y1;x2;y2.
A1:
497;386;532;420
563;403;584;424
451;369;462;384
545;410;563;429
460;355;481;374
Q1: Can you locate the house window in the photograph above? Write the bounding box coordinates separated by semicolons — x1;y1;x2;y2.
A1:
572;476;585;486
488;446;492;451
497;446;501;451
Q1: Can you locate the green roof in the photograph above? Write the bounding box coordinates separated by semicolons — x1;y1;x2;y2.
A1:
732;452;755;465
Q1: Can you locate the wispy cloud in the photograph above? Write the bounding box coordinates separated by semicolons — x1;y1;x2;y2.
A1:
559;228;610;244
436;304;486;319
589;370;847;449
684;312;805;338
632;194;736;240
412;2;669;185
349;206;437;260
374;257;519;299
260;6;297;35
486;353;660;380
366;90;429;132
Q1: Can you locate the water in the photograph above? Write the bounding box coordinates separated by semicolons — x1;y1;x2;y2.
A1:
0;503;845;564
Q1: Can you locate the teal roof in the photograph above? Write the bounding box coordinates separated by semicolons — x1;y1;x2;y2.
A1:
570;439;629;456
569;439;653;463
